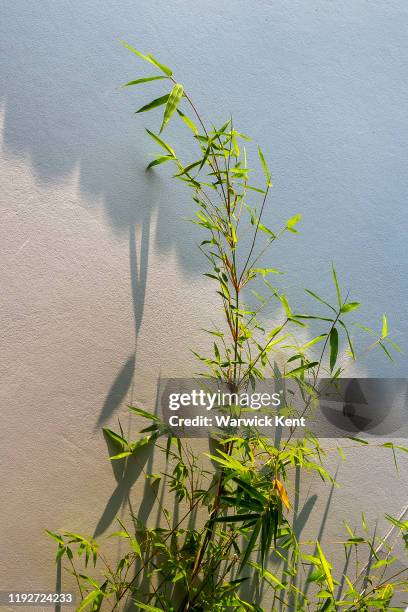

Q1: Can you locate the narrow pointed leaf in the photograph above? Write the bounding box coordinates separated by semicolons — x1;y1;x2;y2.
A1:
258;146;272;186
119;40;172;75
136;93;169;114
176;108;199;134
122;76;168;87
382;313;388;338
128;406;160;421
287;214;302;232
145;129;175;156
160;83;184;133
329;327;339;372
273;478;290;510
147;155;174;169
103;428;127;448
340;302;360;313
332;265;341;308
287;362;319;376
316;542;334;593
145;53;173;76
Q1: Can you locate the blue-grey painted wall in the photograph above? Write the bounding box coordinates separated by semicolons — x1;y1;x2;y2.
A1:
1;0;407;596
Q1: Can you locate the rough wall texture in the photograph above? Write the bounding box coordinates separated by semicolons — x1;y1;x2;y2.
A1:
1;0;407;601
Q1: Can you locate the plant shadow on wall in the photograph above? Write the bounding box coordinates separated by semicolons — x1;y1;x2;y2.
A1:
44;44;408;611
0;11;205;432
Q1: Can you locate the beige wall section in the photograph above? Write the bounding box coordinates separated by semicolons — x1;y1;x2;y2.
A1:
0;114;222;589
1;0;408;603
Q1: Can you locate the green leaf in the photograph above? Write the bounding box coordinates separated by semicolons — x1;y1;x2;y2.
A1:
372;557;397;569
136;93;170;114
176;108;199;134
316;541;334;593
103;428;127;448
145;54;173;76
109;451;133;460
133;602;163;612
145;129;175;156
131;436;155;451
348;436;369;444
249;562;285;589
77;590;102;612
300;334;327;350
119;40;172;76
305;289;336;313
382;313;388;338
332;265;341;308
286;214;302;232
122;76;168;87
379;341;393;361
340;302;360;313
258;146;272;186
110;530;129;539
240;518;262;571
338;319;355;360
45;530;64;545
147;155;174;169
233;477;267;505
131;536;141;556
250;267;282;277
160;83;184;133
287;362;319;376
280;294;292;317
128;406;160;421
329;327;338;372
212;513;260;523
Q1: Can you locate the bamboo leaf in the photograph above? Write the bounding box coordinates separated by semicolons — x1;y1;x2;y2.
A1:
258;146;272;186
287;362;319;376
119;40;172;76
300;334;327;350
305;289;336;313
316;541;334;593
286;214;302;233
250;267;282;277
145;54;173;76
338;319;355;360
122;76;168;87
128;406;160;421
76;590;102;612
146;155;174;169
379;341;393;361
176;108;199;134
160;83;184;133
45;530;64;545
273;478;290;510
145;129;175;156
329;327;339;372
340;302;360;313
103;428;128;449
109;451;133;460
133;602;163;612
136;93;170;114
240;518;262;570
212;513;260;523
332;264;341;308
233;477;267;505
382;313;388;338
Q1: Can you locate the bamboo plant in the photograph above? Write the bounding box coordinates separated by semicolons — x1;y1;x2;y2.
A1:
47;43;407;612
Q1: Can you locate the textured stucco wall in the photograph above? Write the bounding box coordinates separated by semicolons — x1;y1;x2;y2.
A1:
1;0;407;603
